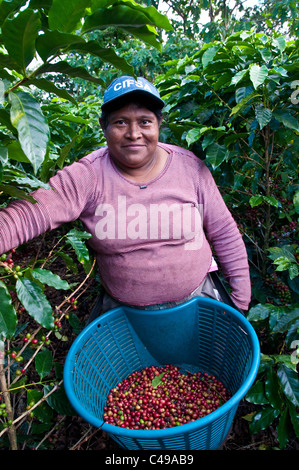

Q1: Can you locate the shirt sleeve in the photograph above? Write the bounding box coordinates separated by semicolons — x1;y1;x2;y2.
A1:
0;157;97;255
199;162;251;310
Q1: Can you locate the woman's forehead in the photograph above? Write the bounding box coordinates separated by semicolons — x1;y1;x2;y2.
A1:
108;103;157;119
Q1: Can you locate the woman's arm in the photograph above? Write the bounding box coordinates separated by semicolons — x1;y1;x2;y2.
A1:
200;162;251;311
0;157;97;255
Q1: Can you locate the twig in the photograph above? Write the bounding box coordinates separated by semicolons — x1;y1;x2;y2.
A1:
0;362;18;449
70;425;103;450
0;256;96;448
56;257;96;311
0;380;63;439
34;415;65;450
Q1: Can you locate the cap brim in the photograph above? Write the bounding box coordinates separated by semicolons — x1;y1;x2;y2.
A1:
101;90;164;112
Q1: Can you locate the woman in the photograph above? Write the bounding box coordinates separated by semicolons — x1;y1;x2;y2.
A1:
0;76;251;315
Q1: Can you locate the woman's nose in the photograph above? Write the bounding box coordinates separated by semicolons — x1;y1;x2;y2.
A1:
125;122;141;139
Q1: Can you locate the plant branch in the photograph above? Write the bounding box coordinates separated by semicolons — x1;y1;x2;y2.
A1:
0;362;18;449
0;380;63;439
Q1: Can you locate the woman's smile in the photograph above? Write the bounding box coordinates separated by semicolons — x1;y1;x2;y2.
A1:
100;103;168;181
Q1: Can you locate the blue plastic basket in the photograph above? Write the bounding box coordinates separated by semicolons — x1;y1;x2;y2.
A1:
64;297;260;450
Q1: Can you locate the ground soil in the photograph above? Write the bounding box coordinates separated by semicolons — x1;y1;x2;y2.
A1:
3;230;299;452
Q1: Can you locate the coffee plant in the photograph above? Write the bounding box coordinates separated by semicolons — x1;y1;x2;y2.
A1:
0;226;97;449
156;29;299;448
0;0;298;451
0;0;172;450
245;303;299;448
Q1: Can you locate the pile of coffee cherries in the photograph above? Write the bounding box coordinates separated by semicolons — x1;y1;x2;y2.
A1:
103;364;231;430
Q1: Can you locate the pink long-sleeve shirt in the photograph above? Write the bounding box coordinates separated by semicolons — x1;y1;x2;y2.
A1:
0;143;251;309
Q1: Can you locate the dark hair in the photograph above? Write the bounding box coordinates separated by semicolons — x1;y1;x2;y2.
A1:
100;92;163;129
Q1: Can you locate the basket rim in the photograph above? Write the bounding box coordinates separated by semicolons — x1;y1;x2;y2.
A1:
64;297;260;439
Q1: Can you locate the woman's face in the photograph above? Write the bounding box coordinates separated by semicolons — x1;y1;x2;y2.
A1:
100;103;162;174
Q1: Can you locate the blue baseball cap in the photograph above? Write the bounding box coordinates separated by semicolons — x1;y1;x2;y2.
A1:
101;76;164;111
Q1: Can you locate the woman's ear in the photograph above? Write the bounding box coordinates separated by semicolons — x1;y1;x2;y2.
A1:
99;117;106;136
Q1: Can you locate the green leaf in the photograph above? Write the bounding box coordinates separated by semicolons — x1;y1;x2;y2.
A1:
294;190;299;214
272;66;288;77
0;52;23;74
265;367;283;411
260;48;272;63
249;406;280;434
35;349;53;380
268;246;298;279
152;372;165;389
288;402;299;439
230;91;258;116
120;0;172;31
273;110;299;132
36;61;105;86
6;140;31;165
54;114;89;124
277;364;299;407
72;41;134;76
49;0;91;33
121;25;161;51
270;354;299;372
36;30;86;62
273;36;286;53
15;278;54;330
202;46;218;69
249;64;268;89
68;312;83;335
65;228;92;265
31;268;71;290
205;142;228;169
255;105;272;129
4;168;50;190
82;3;172;34
263;196;279;208
9;91;50;174
44;384;76;416
2;9;41;72
186;126;225;147
230;69;248;86
288;264;299;280
27;389;53;423
0;146;8;167
0;0;28;27
247;303;272;322
54;331;68;341
0;183;37;203
249;195;279;208
29;78;77;106
0;281;17;339
268;245;297;262
0;108;17;134
57;252;78;273
245;380;269;405
186;128;203;146
258;353;276;374
277;408;290;449
0;79;4;105
249;195;263;208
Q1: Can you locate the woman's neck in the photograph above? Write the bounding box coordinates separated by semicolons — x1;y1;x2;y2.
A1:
112;146;169;183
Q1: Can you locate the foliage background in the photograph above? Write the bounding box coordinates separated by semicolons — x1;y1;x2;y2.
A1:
0;0;298;450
